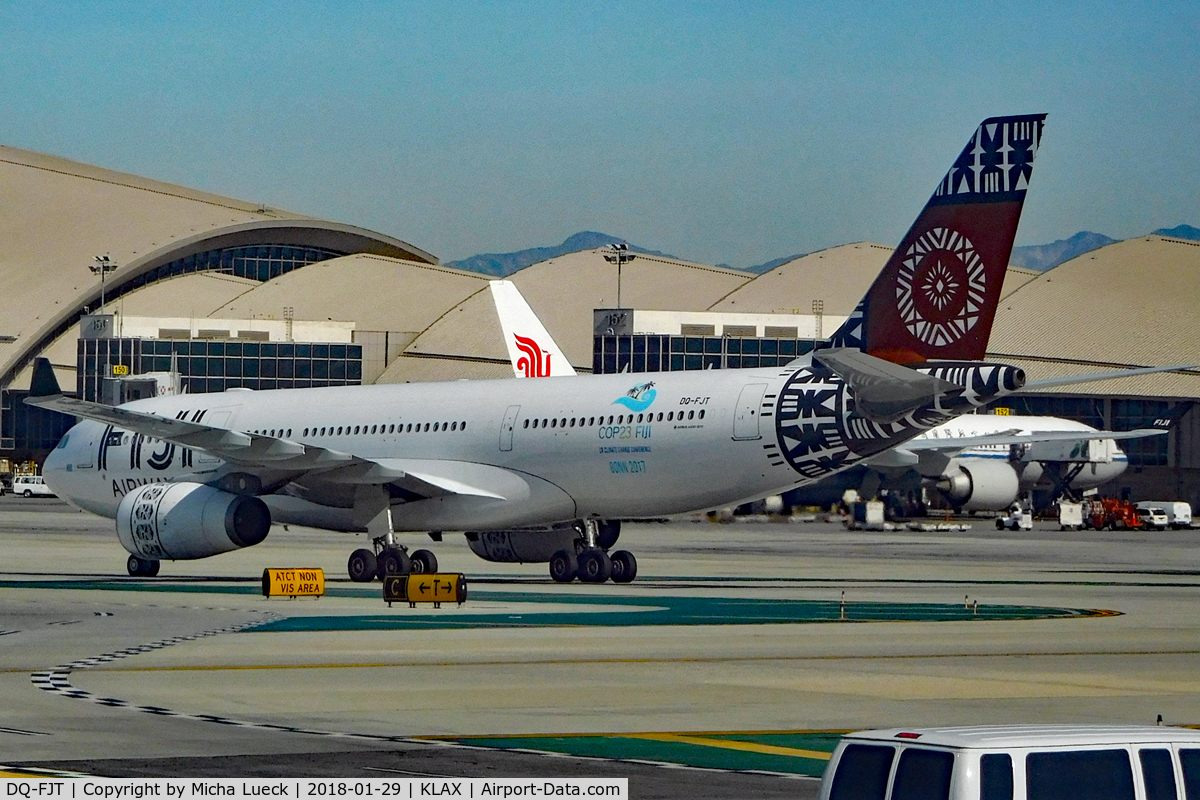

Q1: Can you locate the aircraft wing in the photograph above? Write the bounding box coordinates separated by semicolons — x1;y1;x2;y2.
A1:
898;401;1190;455
898;427;1167;453
864;426;1170;476
25;360;519;501
1019;364;1198;391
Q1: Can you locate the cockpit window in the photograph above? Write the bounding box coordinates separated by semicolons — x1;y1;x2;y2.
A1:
55;434;70;450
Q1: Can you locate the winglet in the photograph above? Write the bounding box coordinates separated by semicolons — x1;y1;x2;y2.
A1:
29;358;62;398
490;280;577;378
1151;402;1192;431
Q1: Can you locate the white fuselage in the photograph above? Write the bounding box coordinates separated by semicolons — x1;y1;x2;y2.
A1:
45;366;814;530
916;414;1127;490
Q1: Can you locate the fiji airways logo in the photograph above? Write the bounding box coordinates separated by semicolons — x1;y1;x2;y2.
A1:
896;226;987;347
514;334;553;377
613;381;656;412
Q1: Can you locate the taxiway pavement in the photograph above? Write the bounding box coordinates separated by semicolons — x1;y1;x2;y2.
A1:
3;498;1200;798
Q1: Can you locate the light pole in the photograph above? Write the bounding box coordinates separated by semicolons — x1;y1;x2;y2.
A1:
89;255;118;312
602;243;636;308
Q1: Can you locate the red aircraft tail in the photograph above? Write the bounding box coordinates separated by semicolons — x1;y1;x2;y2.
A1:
827;114;1047;364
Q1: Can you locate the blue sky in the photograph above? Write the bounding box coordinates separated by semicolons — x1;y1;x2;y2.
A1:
1;2;1196;266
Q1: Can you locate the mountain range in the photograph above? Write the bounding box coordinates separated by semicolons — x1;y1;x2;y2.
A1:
443;225;1200;277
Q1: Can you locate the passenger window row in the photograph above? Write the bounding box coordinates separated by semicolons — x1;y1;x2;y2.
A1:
247;422;469;439
522;409;705;430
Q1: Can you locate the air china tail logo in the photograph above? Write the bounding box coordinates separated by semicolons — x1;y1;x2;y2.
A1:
514;334;552;377
614;382;656;412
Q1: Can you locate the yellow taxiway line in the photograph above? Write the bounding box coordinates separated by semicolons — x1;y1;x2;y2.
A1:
622;732;832;761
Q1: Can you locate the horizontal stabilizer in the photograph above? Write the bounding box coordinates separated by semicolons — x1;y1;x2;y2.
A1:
814;348;954;423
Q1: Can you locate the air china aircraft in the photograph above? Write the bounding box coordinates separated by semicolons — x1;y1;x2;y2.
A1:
907;412;1181;511
823;412;1178;514
36;113;1079;583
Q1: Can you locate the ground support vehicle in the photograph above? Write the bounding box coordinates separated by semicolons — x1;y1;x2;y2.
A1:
1058;501;1083;531
13;475;55;498
1137;501;1193;529
1082;497;1143;530
818;725;1200;800
996;504;1033;531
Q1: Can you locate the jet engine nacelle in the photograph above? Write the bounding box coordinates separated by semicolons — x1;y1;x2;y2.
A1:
464;528;581;563
116;482;272;560
935;460;1020;512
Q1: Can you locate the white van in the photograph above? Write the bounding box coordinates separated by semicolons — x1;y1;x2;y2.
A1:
819;725;1200;800
1137;501;1192;529
1137;506;1171;530
13;475;55;498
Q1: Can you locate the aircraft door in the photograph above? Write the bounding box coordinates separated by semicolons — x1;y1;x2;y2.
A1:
499;405;521;451
732;383;767;441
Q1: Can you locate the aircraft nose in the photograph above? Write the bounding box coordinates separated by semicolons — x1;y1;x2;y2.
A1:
41;426;77;495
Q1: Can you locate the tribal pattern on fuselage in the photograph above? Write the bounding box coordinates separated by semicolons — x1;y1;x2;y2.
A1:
774;361;1025;481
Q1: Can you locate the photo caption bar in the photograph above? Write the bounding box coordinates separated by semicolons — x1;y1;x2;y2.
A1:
1;780;628;800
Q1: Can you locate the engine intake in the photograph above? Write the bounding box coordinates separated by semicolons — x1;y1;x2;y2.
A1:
117;482;271;560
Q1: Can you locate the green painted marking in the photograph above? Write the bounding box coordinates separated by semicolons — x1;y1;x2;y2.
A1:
447;732;841;776
0;579;1102;631
250;594;1090;632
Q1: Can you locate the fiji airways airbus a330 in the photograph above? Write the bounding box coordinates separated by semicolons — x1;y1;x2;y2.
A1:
36;113;1087;583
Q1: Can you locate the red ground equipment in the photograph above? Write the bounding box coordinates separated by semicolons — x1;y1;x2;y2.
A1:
1082;497;1144;530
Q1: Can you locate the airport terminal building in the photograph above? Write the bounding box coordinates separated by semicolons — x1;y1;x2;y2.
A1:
2;143;1198;504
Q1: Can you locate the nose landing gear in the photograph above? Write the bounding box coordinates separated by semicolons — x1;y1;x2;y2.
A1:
549;520;638;584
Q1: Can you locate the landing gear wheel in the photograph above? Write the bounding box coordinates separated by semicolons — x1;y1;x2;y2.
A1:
609;550;637;583
377;548;411;579
410;549;438;574
549;549;578;583
578;549;612;583
127;554;160;577
348;548;378;583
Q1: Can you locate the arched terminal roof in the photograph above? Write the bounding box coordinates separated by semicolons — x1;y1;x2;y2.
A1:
380;248;751;382
709;242;1042;314
708;243;892;314
0;144;434;389
207;254;488;334
987;236;1200;397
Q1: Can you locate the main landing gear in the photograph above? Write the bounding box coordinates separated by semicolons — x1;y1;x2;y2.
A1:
347;534;439;583
127;554;161;577
550;520;638;584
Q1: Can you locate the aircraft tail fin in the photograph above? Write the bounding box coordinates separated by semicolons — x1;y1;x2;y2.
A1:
29;357;63;398
489;281;577;378
828;114;1047;364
